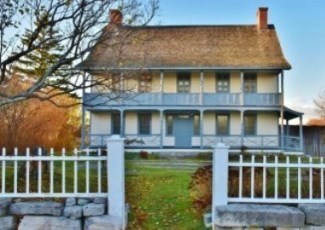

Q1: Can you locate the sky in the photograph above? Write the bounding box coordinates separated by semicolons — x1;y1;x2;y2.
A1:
151;0;325;123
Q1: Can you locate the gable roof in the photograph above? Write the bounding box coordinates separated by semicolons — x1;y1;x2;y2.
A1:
78;24;291;72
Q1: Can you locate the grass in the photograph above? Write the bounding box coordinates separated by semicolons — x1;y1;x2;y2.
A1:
125;163;205;229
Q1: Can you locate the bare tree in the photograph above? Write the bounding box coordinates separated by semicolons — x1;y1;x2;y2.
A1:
315;89;325;119
0;0;159;107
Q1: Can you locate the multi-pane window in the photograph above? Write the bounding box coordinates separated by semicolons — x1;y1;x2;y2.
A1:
138;74;152;92
166;115;173;135
109;74;122;92
216;114;229;135
111;112;121;134
216;73;230;92
244;114;257;135
177;73;191;93
244;73;257;93
138;113;151;135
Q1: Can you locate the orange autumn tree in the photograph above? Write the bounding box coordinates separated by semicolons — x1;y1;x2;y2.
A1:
0;77;80;152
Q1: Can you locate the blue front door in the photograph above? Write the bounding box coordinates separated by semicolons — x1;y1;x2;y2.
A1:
173;115;194;148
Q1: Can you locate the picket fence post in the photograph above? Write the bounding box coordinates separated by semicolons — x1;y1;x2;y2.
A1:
212;143;229;229
106;135;126;229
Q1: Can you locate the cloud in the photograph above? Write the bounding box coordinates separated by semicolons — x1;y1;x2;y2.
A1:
285;97;319;124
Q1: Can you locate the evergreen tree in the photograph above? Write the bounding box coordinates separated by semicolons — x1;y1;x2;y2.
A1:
14;12;63;79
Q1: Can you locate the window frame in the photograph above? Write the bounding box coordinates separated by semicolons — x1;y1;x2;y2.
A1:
177;72;191;93
138;113;152;135
138;73;152;92
244;113;257;136
216;73;230;92
244;73;257;93
216;113;230;135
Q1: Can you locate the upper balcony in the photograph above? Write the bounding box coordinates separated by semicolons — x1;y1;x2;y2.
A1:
84;92;281;108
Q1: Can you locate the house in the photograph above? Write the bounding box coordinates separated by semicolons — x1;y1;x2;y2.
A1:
78;8;304;152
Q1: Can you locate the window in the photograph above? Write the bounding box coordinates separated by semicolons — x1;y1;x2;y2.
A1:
109;74;122;92
138;73;152;92
244;114;257;135
194;115;200;135
244;73;257;93
138;113;151;135
166;115;173;135
216;114;229;135
216;73;230;92
111;112;121;134
177;73;191;93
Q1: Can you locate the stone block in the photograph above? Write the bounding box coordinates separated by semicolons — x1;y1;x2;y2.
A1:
78;198;90;206
299;204;325;226
303;225;325;230
215;204;305;228
10;201;63;216
0;199;12;209
83;203;105;217
93;197;107;205
18;216;81;230
0;216;16;230
66;198;76;207
64;206;83;219
84;215;122;230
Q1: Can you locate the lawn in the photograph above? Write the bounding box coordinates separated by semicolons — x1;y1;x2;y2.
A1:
125;162;205;230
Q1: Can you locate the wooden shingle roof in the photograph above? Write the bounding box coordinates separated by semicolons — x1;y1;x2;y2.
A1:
78;24;291;71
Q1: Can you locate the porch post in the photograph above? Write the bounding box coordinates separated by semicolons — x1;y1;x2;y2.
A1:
240;71;244;105
81;106;86;149
120;110;124;137
280;70;284;150
200;70;204;105
160;70;164;105
299;115;304;152
240;110;244;147
200;110;204;149
160;110;163;149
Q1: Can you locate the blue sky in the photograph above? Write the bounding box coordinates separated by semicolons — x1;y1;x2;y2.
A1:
151;0;325;122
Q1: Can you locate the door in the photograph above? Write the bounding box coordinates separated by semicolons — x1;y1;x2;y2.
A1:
173;115;194;148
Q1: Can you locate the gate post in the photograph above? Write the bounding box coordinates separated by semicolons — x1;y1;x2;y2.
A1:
212;143;229;229
107;135;126;229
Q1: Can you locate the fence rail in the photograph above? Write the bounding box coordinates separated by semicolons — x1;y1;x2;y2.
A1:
0;148;108;198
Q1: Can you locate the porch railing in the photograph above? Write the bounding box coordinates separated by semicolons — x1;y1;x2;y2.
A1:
84;92;280;107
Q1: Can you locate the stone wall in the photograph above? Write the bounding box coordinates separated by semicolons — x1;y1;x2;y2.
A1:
0;197;122;230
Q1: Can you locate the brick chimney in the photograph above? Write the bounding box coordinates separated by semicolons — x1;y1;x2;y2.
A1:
257;7;268;30
109;9;123;25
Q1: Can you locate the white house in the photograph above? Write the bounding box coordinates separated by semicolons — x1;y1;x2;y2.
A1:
78;8;304;152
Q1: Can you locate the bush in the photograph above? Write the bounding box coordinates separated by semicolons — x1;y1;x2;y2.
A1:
189;165;270;215
139;151;149;159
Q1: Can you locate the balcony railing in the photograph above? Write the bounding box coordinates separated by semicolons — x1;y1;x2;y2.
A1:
84;92;279;107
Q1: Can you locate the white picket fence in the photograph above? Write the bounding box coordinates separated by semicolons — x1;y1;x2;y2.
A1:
213;144;325;206
0;136;126;229
0;148;107;198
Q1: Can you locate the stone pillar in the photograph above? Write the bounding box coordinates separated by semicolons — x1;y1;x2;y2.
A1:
106;135;126;229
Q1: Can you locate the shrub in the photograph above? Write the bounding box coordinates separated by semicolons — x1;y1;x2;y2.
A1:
189;164;270;215
139;151;149;159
